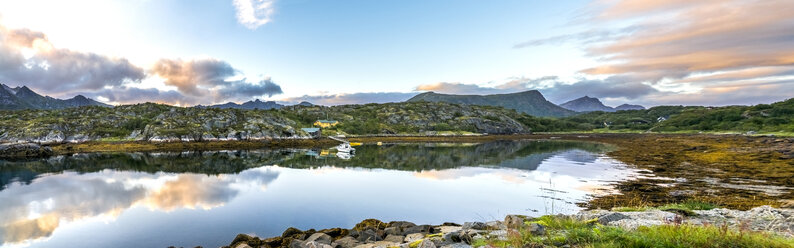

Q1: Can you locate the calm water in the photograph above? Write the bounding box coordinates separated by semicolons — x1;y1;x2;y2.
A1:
0;140;639;248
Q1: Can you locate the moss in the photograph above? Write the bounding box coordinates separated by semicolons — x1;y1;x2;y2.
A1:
353;219;386;231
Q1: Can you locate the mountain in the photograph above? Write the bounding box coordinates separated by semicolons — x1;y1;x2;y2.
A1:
0;84;110;110
407;90;575;117
560;96;613;112
297;101;314;106
615;104;645;111
205;99;285;110
559;96;645;112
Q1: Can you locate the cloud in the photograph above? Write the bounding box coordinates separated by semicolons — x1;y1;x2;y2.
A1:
233;0;276;29
149;58;284;103
279;92;418;106
0;25;145;96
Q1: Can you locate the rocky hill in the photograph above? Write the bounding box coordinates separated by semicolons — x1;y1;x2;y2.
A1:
0;84;109;110
202;99;285;110
407;90;575;117
560;96;645;112
0;101;571;143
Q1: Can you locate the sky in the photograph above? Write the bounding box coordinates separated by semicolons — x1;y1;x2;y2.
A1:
0;0;792;107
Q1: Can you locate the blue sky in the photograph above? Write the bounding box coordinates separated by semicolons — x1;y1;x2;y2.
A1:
0;0;792;107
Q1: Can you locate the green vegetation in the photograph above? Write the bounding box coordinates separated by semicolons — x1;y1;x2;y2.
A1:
474;215;794;248
561;98;794;133
612;201;719;216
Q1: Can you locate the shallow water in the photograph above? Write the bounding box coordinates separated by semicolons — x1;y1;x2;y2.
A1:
0;140;640;248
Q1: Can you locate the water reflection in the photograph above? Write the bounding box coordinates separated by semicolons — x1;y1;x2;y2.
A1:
0;140;636;248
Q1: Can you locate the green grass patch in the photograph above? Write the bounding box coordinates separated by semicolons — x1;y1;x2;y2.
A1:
612;200;718;216
475;215;794;248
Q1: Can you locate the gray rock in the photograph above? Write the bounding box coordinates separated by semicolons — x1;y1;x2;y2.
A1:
290;239;306;248
0;143;53;158
388;221;417;229
404;225;432;234
356;229;381;242
440;243;471;248
404;233;425;243
306;233;333;244
417;239;436;248
234;243;253;248
354;241;399;248
302;241;334;248
331;236;359;248
485;221;506;230
487;230;508;241
598;212;630;225
384;234;404;243
384;227;402;236
527;223;545;236
462;222;487;230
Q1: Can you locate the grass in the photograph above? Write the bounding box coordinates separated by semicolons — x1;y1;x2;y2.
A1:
612;201;719;216
474;215;794;248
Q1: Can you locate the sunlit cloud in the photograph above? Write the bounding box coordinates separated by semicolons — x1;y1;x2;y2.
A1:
233;0;276;29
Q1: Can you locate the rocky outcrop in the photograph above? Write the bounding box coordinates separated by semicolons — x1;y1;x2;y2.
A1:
0;143;53;158
224;206;794;248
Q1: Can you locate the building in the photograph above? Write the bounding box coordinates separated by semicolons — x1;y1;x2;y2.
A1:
301;128;321;138
313;120;339;128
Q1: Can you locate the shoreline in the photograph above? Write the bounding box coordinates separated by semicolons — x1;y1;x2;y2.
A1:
222;206;794;248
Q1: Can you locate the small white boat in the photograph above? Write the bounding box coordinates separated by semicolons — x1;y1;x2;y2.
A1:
335;143;356;153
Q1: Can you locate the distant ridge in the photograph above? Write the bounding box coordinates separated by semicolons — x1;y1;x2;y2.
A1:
407;90;575;117
560;96;645;112
201;99;285;110
0;84;110;110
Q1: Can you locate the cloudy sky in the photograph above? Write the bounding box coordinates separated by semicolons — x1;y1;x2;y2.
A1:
0;0;792;107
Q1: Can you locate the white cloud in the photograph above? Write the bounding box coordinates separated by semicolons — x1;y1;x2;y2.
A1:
232;0;276;29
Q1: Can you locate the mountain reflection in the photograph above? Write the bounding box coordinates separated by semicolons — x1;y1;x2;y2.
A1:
0;140;613;246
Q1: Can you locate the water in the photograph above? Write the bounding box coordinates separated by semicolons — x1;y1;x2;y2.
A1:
0;140;639;248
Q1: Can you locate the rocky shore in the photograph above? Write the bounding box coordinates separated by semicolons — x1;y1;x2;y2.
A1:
224;206;794;248
0;142;53;158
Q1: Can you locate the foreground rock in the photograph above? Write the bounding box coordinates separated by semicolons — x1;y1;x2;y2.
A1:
0;143;53;158
224;206;794;248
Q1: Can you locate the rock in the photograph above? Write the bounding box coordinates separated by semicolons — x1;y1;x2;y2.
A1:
0;143;53;158
440;243;471;248
404;233;425;243
527;223;545;236
442;231;462;242
331;236;359;248
597;212;630;225
283;227;305;238
388;221;417;229
441;222;461;227
356;229;381;242
404;225;433;234
384;227;402;236
353;241;399;248
319;228;349;239
505;215;529;229
384;234;404;243
485;221;506;230
354;219;387;231
436;225;462;234
462;222;487;230
234;243;253;248
306;233;333;244
303;241;334;248
417;239;436;248
289;239;306;248
487;230;508;241
263;236;284;247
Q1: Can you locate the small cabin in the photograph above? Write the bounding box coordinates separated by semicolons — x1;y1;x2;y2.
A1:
313;120;339;128
301;127;321;138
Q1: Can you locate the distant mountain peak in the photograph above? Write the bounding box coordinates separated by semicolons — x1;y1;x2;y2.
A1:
560;96;645;112
0;84;109;110
407;90;574;117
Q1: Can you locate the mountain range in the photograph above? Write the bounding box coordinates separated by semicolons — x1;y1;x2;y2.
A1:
0;84;109;110
407;90;576;117
559;96;645;112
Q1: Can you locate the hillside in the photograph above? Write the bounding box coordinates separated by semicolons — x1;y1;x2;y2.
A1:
560;96;645;112
0;101;582;143
0;84;109;110
201;99;285;110
563;98;794;133
407;90;575;117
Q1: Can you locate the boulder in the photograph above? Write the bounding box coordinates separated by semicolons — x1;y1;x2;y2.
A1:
356;229;381;242
527;223;545;236
404;225;433;234
383;234;404;243
354;219;387;231
440;243;471;248
597;212;630;225
384;227;401;236
417;239;436;248
504;215;529;229
404;233;425;243
0;143;53;158
306;233;332;244
485;221;506;230
462;222;487;230
331;236;359;248
283;227;305;238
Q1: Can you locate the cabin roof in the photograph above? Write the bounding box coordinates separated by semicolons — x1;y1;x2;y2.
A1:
316;120;338;123
301;128;320;132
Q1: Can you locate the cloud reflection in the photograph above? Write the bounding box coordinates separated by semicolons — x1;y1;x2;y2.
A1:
0;168;279;245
